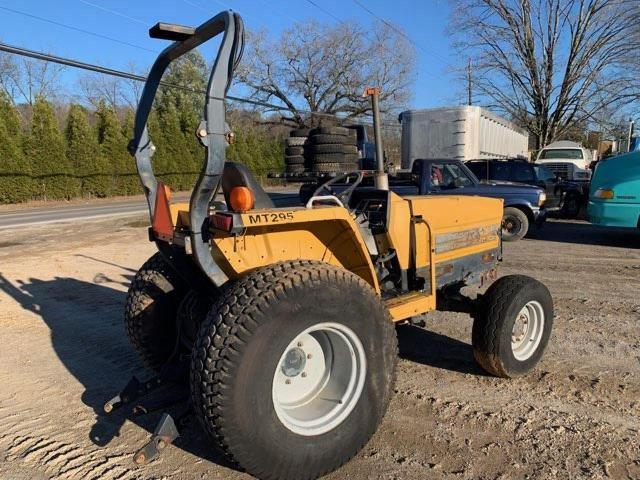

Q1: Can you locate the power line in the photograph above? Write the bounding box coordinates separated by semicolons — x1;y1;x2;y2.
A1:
0;42;279;109
351;0;453;66
0;5;157;53
304;0;343;23
0;42;401;128
77;0;148;26
181;0;213;14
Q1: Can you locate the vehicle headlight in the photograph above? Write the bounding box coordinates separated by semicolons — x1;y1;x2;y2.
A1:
538;192;546;206
575;171;591;179
593;188;614;199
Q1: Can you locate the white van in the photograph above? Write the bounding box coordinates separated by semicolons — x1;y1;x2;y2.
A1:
536;141;592;183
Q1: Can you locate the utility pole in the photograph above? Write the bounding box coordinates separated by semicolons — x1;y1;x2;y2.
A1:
627;119;635;152
467;57;472;106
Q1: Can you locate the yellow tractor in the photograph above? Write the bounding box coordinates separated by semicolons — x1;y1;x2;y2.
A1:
106;11;554;480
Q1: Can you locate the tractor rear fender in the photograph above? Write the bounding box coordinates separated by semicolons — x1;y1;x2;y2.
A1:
209;205;380;293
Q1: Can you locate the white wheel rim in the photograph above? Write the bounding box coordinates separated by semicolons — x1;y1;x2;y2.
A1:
511;300;545;361
272;322;366;436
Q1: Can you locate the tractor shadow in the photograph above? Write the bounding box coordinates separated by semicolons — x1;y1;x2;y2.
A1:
0;272;237;471
396;324;489;376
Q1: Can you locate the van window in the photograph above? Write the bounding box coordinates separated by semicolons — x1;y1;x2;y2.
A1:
539;149;583;160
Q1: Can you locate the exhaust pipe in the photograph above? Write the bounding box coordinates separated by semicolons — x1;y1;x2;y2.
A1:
364;87;389;191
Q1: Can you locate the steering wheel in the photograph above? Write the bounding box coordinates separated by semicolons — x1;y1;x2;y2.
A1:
311;171;365;208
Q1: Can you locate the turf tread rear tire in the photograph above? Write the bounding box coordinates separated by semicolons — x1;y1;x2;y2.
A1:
190;260;397;480
472;275;553;378
124;252;185;372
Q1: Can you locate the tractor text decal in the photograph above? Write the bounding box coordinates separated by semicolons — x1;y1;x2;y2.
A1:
247;212;295;224
435;225;500;254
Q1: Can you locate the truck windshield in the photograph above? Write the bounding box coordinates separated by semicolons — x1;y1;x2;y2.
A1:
539;149;583;160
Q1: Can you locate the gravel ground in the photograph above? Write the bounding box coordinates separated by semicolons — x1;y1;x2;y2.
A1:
0;215;638;480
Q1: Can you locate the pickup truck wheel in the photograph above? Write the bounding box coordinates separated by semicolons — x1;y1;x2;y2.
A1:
472;275;554;378
561;194;581;218
190;260;397;480
501;207;529;241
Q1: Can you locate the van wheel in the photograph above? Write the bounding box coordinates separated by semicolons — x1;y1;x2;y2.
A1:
190;260;397;480
472;275;553;378
501;207;529;241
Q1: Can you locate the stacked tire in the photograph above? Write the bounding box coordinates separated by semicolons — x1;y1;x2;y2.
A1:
284;128;309;174
306;126;359;173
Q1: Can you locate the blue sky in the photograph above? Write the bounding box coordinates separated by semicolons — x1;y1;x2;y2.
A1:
0;0;460;108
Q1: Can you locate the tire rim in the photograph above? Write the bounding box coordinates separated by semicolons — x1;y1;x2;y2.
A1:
272;322;366;436
502;216;521;236
511;300;545;361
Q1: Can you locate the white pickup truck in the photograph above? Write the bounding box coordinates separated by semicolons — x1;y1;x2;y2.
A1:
536;141;592;183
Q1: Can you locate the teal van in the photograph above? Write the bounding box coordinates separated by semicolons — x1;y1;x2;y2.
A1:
588;151;640;228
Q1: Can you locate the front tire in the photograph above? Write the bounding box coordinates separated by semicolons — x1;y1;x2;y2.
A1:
190;260;397;480
501;207;529;242
472;275;553;378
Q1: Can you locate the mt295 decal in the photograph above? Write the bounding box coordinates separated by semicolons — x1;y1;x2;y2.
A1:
247;212;295;224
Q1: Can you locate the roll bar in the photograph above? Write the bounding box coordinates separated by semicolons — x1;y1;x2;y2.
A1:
129;10;244;287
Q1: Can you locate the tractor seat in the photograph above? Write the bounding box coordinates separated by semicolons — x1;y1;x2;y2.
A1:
222;162;274;209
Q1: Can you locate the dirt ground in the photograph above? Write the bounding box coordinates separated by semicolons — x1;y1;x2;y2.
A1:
0;215;638;480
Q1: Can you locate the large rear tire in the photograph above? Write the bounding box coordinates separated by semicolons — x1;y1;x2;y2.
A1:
472;275;553;378
124;252;187;372
190;260;397;480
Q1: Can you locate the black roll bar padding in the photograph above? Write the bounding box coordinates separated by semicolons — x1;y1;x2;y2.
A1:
130;10;244;287
149;23;196;42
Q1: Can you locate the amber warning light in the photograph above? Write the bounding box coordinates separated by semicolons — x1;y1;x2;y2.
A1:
229;186;255;212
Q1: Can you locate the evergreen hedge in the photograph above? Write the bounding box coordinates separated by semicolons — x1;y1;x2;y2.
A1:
0;96;286;204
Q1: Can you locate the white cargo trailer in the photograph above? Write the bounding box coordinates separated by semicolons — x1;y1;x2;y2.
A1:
399;106;529;170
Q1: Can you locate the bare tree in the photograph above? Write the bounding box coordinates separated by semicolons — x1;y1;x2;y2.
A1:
79;62;143;111
0;52;65;106
450;0;639;149
236;20;416;125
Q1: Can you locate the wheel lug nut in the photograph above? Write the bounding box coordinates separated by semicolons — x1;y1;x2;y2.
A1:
285;379;291;385
307;353;312;359
301;372;307;378
297;342;303;347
